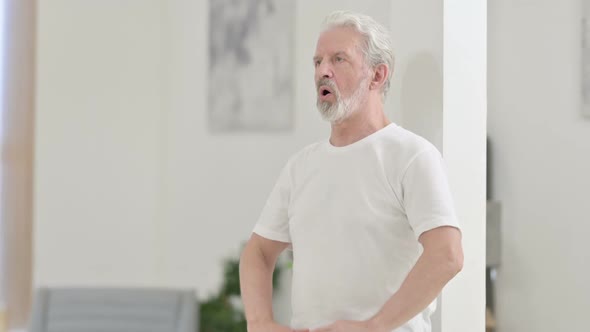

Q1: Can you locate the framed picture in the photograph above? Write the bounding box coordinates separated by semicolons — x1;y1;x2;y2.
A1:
208;0;295;132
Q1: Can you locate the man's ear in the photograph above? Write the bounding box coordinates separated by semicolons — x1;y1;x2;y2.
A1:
370;63;389;91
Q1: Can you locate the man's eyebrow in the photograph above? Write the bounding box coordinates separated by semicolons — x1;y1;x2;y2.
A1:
313;51;349;63
333;51;349;58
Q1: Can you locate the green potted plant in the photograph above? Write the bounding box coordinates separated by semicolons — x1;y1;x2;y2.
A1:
199;251;285;332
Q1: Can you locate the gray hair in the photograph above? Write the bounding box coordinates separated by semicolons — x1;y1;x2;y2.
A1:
322;11;395;98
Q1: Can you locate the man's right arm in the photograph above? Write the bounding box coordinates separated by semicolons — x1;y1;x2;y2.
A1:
239;233;305;332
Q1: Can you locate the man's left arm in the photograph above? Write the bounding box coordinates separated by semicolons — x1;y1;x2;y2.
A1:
314;225;463;332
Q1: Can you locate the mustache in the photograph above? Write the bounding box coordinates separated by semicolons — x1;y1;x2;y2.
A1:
316;78;338;92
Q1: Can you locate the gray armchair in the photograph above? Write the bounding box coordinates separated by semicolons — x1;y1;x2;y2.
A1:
29;287;198;332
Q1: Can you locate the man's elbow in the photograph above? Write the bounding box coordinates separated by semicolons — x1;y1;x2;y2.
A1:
446;245;464;277
420;226;463;278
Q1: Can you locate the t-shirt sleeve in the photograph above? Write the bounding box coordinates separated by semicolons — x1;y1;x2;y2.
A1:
401;146;461;239
252;162;292;243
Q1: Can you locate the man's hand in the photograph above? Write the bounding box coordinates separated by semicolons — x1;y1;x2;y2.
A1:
312;320;387;332
248;321;309;332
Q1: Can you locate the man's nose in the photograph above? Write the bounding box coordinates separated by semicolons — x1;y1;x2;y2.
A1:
316;62;334;79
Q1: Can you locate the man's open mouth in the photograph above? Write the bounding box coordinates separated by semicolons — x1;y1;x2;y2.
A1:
319;86;333;97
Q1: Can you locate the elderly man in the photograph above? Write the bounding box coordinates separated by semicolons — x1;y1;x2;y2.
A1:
239;11;463;332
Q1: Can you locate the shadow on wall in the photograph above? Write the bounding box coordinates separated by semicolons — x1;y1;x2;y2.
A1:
400;52;443;150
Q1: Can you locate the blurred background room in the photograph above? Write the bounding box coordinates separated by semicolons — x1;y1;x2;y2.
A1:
0;0;588;332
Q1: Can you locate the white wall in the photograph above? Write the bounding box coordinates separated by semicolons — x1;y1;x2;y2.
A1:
35;0;164;286
488;0;590;331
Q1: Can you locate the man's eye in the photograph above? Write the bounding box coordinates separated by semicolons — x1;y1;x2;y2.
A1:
335;57;343;62
314;60;321;67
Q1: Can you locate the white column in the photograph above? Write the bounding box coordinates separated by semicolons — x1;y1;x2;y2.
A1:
440;0;487;331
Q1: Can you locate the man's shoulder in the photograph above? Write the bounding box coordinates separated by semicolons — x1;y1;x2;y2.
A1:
285;141;325;167
377;124;440;160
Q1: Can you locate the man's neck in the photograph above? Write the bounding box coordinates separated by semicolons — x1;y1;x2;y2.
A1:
329;102;391;147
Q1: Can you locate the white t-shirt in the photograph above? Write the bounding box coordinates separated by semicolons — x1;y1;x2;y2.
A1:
253;123;460;331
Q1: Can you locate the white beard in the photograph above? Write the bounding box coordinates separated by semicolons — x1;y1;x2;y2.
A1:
316;77;369;123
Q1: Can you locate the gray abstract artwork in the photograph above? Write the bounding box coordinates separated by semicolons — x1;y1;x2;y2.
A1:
583;2;590;118
209;0;294;132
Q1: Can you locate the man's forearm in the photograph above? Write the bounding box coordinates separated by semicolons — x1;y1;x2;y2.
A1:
368;249;463;331
239;243;276;325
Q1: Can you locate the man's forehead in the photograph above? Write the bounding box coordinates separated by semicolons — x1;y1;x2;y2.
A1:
315;26;363;56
